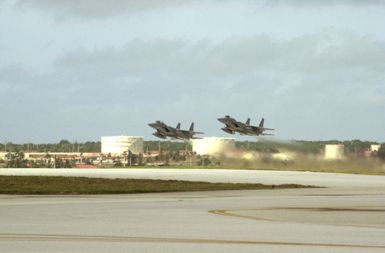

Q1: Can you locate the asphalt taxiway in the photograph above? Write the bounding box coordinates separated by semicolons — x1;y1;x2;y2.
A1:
0;169;384;252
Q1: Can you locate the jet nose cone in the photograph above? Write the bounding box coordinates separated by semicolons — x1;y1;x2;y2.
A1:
148;123;156;127
217;117;226;123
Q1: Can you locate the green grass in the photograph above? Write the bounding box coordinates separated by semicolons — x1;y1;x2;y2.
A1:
0;176;311;194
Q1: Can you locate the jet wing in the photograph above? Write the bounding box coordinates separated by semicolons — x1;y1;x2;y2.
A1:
163;126;174;132
191;131;204;134
233;121;245;128
249;126;274;131
176;129;204;134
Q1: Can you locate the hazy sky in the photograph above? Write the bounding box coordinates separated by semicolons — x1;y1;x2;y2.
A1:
0;0;384;143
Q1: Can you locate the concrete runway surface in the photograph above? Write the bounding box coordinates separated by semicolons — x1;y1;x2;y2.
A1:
1;169;385;252
1;168;385;188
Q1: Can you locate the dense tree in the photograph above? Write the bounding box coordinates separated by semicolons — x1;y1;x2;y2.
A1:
378;144;385;161
6;151;28;168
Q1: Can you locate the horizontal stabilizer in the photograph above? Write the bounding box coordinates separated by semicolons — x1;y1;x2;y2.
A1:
153;133;167;139
221;127;234;134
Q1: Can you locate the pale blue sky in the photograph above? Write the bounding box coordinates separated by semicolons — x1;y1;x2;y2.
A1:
0;0;384;143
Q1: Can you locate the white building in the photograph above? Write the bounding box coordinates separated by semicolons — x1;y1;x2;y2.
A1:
101;136;143;155
0;152;6;160
191;137;235;156
324;144;345;160
370;144;381;152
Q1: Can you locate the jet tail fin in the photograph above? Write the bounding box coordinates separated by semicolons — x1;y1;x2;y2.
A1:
245;118;250;126
259;118;264;128
176;123;181;130
190;122;204;135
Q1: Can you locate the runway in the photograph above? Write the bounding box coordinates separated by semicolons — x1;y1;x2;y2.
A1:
1;168;385;188
1;169;385;252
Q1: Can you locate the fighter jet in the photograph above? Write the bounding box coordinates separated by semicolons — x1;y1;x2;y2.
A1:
148;121;204;140
217;115;247;135
217;115;274;136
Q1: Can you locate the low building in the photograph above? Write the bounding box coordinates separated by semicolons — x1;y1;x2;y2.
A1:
101;136;143;155
370;144;381;153
324;144;345;160
0;152;6;160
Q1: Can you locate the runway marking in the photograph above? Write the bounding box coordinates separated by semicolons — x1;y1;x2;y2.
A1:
0;233;384;249
209;207;385;229
209;209;275;222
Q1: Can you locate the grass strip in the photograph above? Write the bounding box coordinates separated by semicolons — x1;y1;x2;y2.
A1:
0;176;313;194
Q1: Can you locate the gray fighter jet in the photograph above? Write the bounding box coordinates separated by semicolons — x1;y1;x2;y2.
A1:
217;115;274;136
148;121;204;140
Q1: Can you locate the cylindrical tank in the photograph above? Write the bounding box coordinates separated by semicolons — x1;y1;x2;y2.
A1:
191;137;235;156
101;136;143;155
324;144;345;160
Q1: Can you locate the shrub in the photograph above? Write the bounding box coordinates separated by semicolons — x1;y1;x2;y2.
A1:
378;144;385;161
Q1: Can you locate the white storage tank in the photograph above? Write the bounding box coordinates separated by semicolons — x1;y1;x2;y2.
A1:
101;136;143;155
192;137;235;156
324;144;345;160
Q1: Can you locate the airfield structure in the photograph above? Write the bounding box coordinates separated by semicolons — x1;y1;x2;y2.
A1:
324;144;345;160
370;144;381;152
